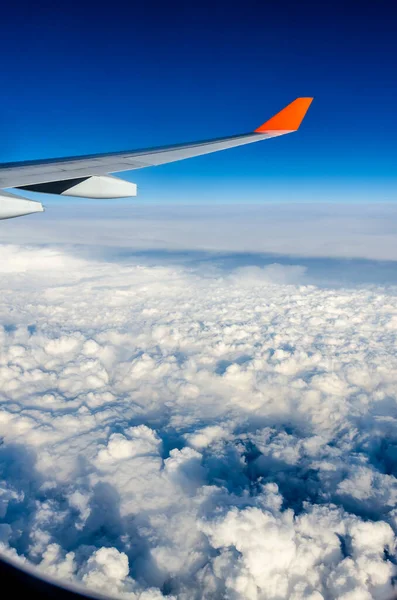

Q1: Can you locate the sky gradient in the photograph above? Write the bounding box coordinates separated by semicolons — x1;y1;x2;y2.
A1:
1;0;397;203
2;5;397;596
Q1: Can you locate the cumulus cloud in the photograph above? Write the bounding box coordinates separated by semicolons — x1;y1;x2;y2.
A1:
201;487;396;600
0;242;397;599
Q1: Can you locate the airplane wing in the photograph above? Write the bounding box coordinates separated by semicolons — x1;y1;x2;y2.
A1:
0;97;313;219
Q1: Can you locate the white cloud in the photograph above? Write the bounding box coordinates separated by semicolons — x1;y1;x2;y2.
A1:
0;242;397;599
80;547;130;592
2;202;397;262
201;487;396;600
229;264;307;286
96;426;162;465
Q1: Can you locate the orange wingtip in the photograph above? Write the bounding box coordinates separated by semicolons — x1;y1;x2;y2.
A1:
255;97;313;133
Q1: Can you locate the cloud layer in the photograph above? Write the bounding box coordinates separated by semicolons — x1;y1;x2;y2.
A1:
2;201;397;261
1;243;397;599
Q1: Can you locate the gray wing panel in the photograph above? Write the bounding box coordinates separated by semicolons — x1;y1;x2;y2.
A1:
0;131;283;189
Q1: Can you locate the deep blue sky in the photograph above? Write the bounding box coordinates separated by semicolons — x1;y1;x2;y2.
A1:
1;0;396;203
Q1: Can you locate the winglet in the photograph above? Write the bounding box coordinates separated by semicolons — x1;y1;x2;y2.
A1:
255;97;313;133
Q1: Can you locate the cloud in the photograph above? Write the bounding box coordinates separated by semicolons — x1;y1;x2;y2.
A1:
228;264;307;286
201;487;396;600
2;201;397;262
0;242;397;599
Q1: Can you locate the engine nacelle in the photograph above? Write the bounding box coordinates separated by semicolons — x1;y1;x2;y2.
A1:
0;192;44;220
20;175;137;199
60;175;137;199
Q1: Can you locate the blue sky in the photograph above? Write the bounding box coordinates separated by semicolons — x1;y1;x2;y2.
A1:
3;5;397;596
1;0;396;203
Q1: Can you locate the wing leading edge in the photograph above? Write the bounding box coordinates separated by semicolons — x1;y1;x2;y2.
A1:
0;98;313;218
0;98;313;191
